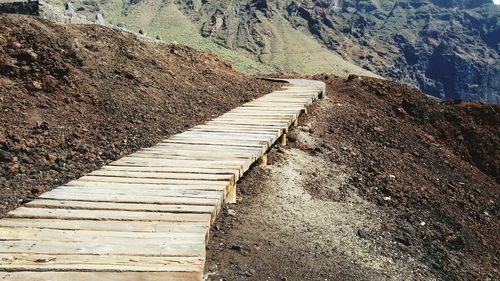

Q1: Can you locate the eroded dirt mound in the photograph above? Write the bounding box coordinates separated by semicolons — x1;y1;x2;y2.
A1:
0;14;278;218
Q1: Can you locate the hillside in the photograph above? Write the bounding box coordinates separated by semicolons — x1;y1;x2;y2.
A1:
0;12;498;281
36;0;377;77
207;75;499;280
39;0;499;103
0;14;278;217
189;0;500;102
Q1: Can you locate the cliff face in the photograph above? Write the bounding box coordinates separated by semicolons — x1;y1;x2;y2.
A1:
181;0;500;102
328;0;500;102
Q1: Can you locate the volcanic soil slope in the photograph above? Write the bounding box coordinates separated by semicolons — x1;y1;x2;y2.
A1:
0;14;278;218
0;13;498;281
206;76;499;280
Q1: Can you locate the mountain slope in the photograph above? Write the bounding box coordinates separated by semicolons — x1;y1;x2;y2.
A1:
192;0;499;102
37;0;499;102
38;0;377;77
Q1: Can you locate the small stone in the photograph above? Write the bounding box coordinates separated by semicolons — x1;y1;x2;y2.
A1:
0;149;12;162
395;107;406;116
96;13;105;25
46;153;57;163
227;209;236;217
230;244;242;251
238;269;255;277
32;81;43;90
26;50;38;61
357;229;368;239
31;185;44;194
8;41;22;49
346;74;358;82
287;132;298;142
8;163;19;173
17;49;38;62
65;2;75;14
247;269;256;276
300;126;311;132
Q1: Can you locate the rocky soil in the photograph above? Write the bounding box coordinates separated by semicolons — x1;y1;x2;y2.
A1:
206;75;499;280
0;14;279;218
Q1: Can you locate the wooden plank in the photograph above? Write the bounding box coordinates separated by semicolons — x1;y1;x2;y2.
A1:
204;113;297;119
189;124;289;134
152;143;264;152
161;139;266;148
139;147;260;155
129;152;256;162
244;100;310;106
228;106;303;112
77;176;232;186
0;272;202;281
26;200;214;214
110;158;245;173
226;109;300;115
205;120;290;126
7;207;212;223
0;254;203;272
0;227;206;243
240;105;307;110
189;128;282;137
206;119;290;126
64;181;226;191
213;115;294;120
174;131;278;140
39;192;220;206
0;219;209;233
194;124;283;132
117;156;253;165
101;165;240;176
111;157;251;173
89;170;234;181
132;151;257;160
168;134;274;144
0;240;204;257
42;188;224;200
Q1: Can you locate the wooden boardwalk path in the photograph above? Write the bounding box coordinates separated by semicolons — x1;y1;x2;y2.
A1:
0;79;325;281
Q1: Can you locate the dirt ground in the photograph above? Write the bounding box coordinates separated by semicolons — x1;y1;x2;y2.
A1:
206;76;499;280
0;14;279;218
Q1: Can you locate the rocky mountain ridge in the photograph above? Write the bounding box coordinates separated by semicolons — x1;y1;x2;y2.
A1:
31;0;500;102
183;0;499;102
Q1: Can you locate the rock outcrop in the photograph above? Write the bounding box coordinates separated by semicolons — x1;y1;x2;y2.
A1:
182;0;499;102
35;0;500;102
